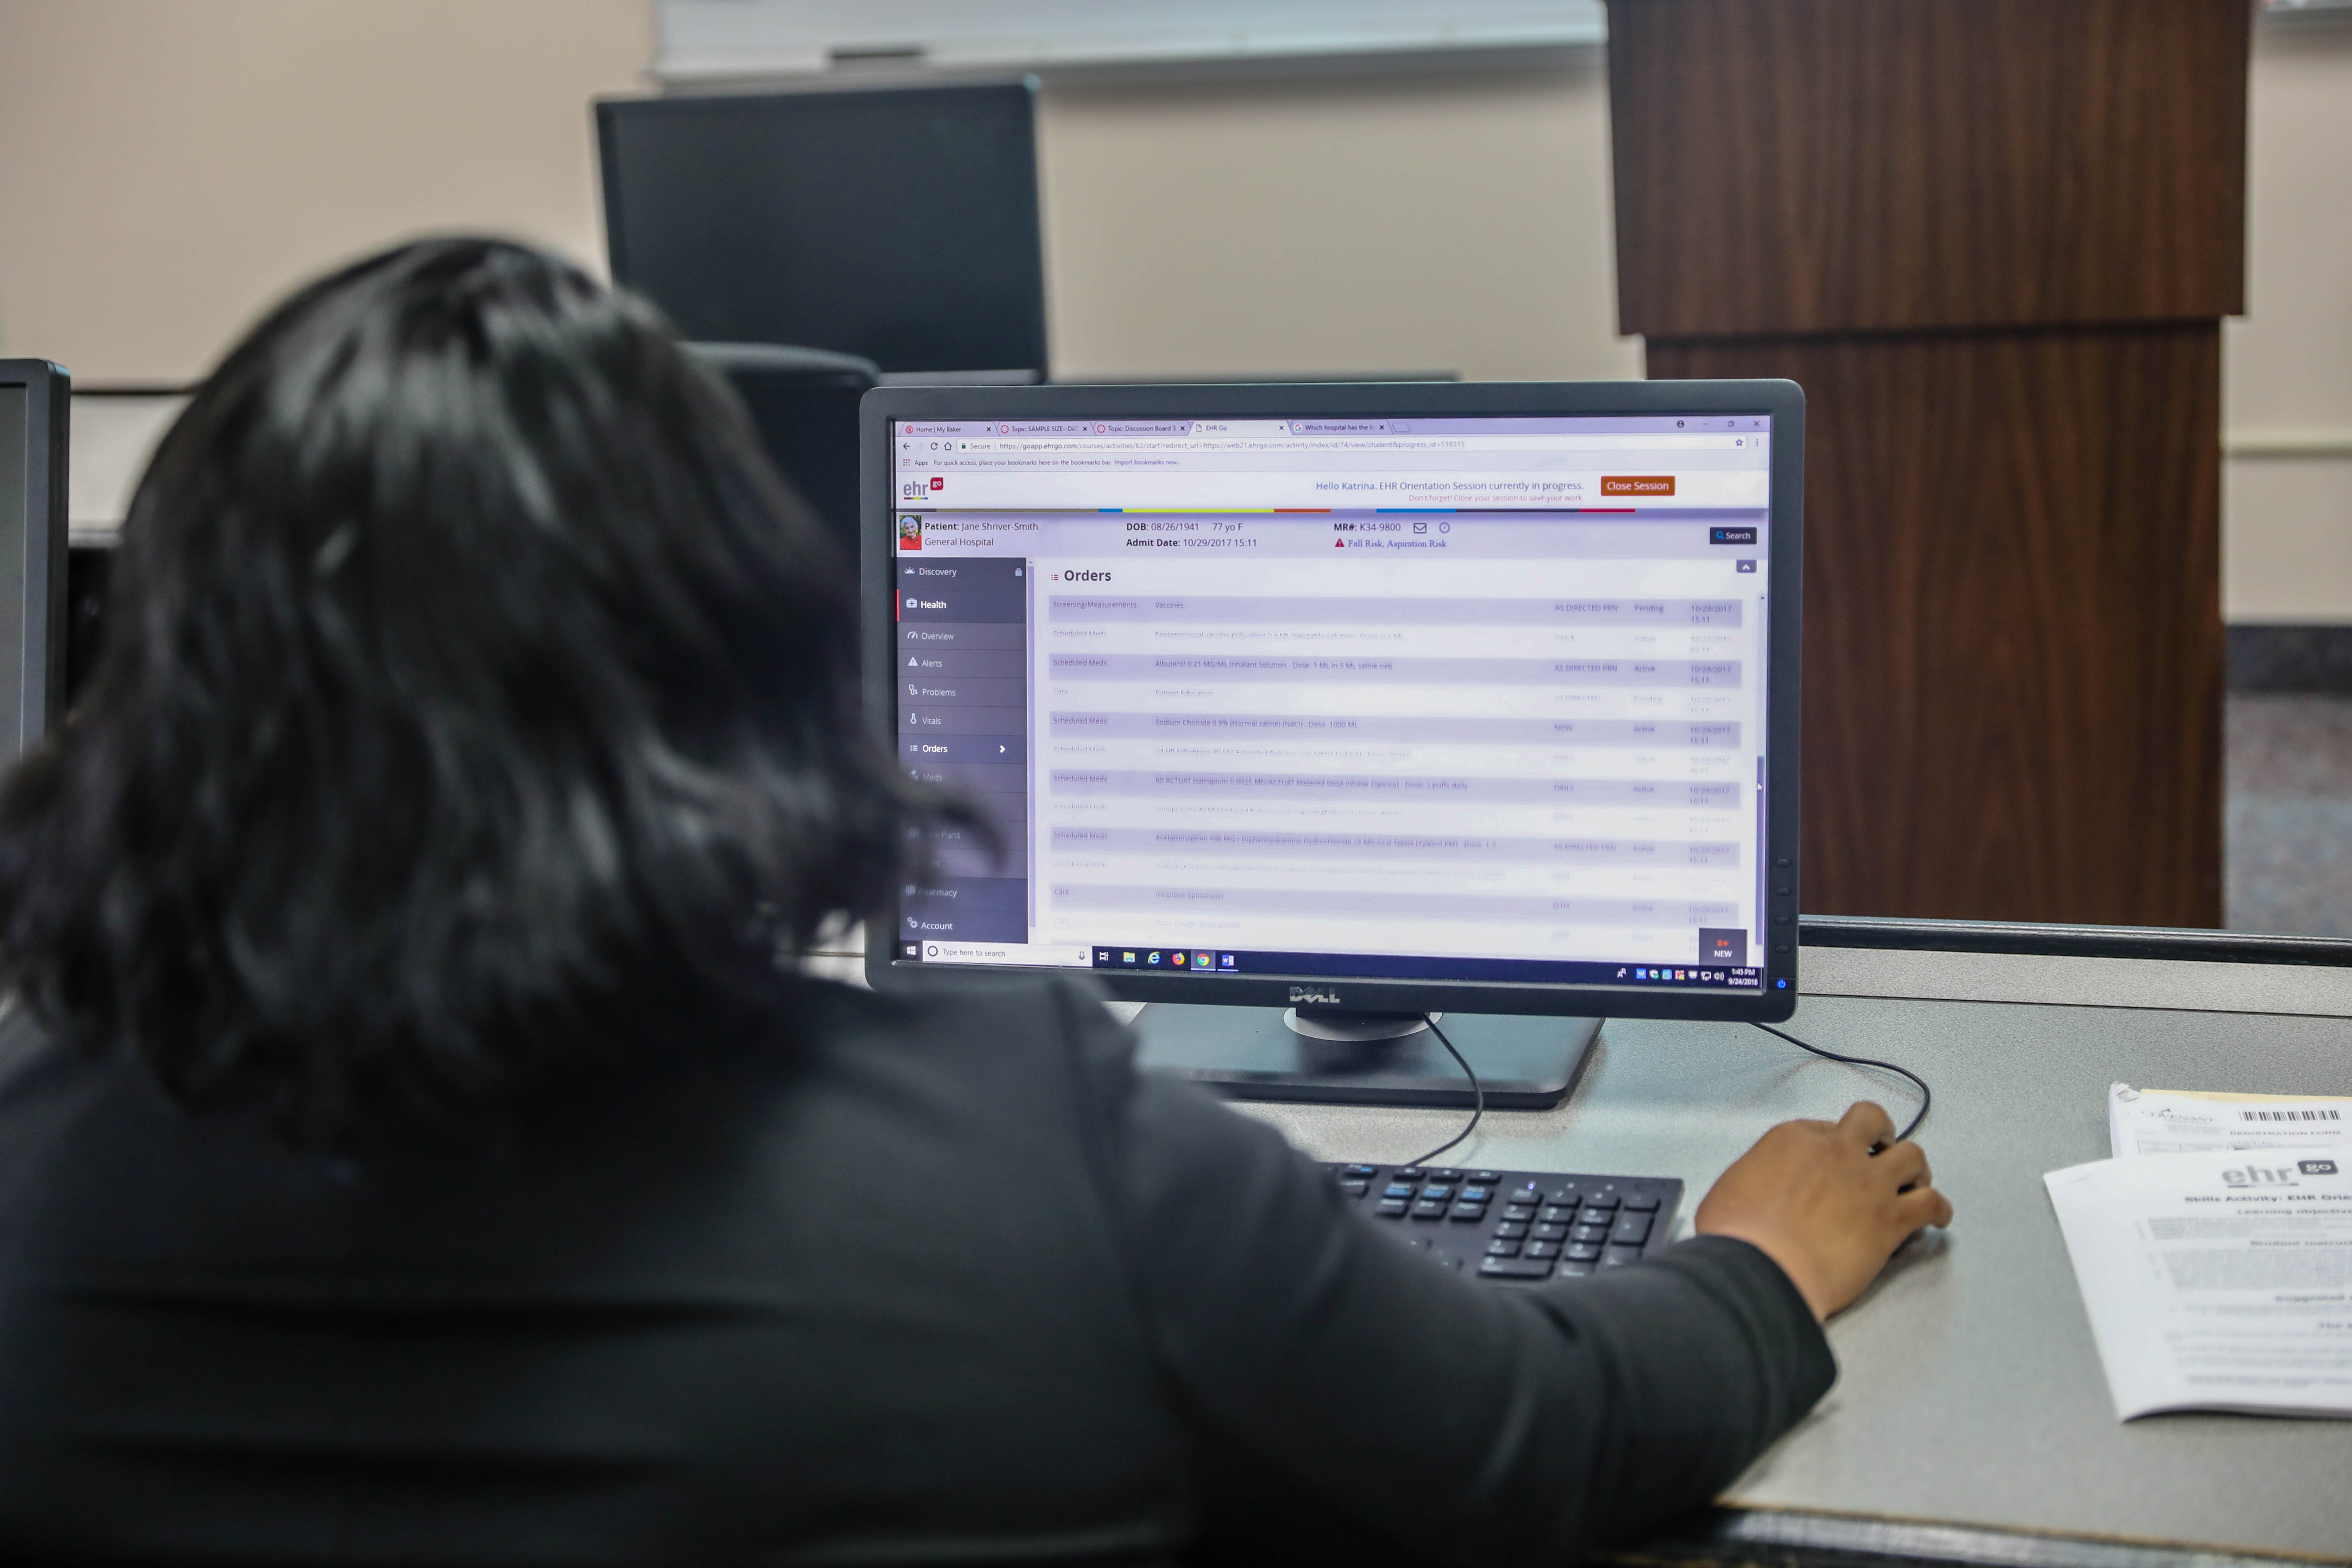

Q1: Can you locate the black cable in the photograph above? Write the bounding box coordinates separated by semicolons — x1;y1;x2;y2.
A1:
1400;1015;1485;1171
1752;1020;1931;1144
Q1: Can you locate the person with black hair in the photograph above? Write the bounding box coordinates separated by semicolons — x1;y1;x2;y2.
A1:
0;239;1948;1565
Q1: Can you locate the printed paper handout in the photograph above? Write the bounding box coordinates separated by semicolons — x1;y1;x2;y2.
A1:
2044;1148;2352;1420
2108;1083;2352;1159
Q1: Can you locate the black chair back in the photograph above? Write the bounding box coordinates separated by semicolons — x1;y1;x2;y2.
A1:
687;343;878;566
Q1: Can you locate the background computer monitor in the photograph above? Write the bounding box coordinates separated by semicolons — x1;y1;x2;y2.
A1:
860;382;1806;1067
0;360;69;767
599;83;1047;378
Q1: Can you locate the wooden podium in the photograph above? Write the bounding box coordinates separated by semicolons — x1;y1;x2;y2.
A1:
1605;0;2249;926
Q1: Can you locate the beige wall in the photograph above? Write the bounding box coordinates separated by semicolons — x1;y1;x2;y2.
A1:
0;0;649;383
4;4;2345;616
1037;63;1636;384
2222;20;2352;624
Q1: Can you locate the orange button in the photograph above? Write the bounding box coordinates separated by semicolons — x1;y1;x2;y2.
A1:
1601;476;1675;496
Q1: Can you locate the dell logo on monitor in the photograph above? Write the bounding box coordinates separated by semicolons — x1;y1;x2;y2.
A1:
1289;988;1343;1005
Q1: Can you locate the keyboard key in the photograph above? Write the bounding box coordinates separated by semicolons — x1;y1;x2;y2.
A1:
1322;1163;1681;1287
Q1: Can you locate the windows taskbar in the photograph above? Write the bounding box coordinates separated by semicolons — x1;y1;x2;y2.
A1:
1082;945;1762;989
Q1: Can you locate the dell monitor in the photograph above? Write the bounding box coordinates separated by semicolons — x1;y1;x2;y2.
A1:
0;360;69;768
598;83;1047;379
862;382;1804;1106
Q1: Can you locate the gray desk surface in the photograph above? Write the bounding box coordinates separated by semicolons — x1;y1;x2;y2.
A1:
1160;947;2352;1561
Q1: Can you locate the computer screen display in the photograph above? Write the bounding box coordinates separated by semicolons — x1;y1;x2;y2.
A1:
872;396;1797;1010
598;84;1046;375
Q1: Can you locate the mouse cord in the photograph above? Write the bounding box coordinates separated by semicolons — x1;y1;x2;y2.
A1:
1752;1020;1931;1144
1398;1015;1931;1170
1399;1015;1486;1171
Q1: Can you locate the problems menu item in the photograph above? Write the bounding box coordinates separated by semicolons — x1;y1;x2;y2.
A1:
2044;1148;2352;1420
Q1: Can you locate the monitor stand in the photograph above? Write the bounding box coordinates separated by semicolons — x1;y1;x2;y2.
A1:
1131;1006;1601;1110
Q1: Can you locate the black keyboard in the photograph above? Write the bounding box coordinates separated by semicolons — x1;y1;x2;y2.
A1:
1325;1163;1683;1282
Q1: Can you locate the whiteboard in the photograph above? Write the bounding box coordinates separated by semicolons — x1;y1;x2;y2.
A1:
654;0;1608;83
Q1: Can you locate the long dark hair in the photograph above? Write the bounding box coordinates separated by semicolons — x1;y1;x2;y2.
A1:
0;238;942;1129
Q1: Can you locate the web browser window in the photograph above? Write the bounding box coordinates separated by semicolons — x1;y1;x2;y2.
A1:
889;413;1773;994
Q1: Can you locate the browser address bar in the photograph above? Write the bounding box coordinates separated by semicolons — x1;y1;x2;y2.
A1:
912;434;1755;455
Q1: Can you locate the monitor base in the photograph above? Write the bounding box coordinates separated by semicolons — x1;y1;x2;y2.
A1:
1132;1006;1601;1110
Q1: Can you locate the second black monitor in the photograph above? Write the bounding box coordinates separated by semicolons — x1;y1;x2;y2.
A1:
598;82;1046;378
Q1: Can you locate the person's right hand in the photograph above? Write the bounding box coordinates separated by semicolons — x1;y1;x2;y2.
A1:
1691;1101;1953;1321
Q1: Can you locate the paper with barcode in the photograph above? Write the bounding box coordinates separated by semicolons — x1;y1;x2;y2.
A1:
2045;1149;2352;1419
2109;1083;2352;1159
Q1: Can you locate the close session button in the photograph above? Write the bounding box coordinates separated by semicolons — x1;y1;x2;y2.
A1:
1709;526;1758;545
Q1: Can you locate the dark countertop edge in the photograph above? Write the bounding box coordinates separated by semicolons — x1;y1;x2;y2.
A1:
1610;1505;2352;1568
1800;915;2352;970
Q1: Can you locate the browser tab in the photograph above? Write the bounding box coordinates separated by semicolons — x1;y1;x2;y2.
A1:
1188;420;1290;437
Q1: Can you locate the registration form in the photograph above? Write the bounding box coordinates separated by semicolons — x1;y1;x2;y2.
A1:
2108;1083;2352;1159
2045;1148;2352;1419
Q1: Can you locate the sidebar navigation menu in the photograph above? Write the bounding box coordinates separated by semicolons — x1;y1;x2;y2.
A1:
896;557;1029;952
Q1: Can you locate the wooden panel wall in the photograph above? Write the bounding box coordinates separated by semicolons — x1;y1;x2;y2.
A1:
1650;327;2224;924
1610;0;2249;339
1611;0;2245;926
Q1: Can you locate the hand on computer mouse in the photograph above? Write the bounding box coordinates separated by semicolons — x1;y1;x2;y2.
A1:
1691;1101;1953;1322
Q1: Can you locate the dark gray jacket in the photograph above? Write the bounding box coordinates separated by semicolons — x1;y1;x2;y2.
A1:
0;974;1831;1564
